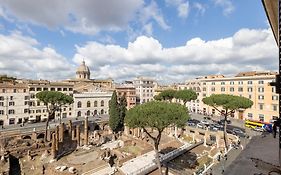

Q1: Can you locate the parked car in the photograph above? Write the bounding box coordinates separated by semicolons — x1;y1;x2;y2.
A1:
201;120;210;125
203;116;212;120
253;127;264;132
209;124;219;131
187;121;196;127
197;123;204;129
218;119;231;125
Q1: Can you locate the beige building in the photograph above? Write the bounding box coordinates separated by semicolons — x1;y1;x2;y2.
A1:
133;77;157;104
115;83;137;109
73;90;112;117
184;71;278;123
25;80;74;122
0;81;29;126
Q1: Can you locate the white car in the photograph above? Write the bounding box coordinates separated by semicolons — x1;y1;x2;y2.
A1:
253;127;264;132
201;120;210;125
197;123;204;129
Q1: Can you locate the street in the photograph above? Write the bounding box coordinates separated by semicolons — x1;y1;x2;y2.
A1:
0;115;109;134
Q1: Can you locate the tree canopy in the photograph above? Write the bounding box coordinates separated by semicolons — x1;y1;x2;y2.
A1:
36;91;73;141
126;101;189;131
158;89;176;102
126;101;189;174
109;91;120;133
202;94;253;151
174;89;197;105
202;94;253;112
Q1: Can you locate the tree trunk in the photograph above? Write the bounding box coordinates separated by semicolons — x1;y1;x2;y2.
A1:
154;142;162;175
223;112;228;151
44;115;49;142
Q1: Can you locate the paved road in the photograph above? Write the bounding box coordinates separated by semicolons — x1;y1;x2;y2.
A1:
0;115;109;134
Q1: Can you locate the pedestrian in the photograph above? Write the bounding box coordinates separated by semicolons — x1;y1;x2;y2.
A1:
273;121;277;138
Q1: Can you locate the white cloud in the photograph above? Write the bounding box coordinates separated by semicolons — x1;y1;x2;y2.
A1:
193;2;206;16
0;28;276;83
212;0;234;15
73;28;277;83
0;31;74;80
0;0;144;35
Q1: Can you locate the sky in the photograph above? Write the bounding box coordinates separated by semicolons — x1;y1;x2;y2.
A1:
0;0;278;84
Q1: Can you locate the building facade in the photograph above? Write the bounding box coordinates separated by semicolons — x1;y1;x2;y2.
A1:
0;82;29;126
73;90;112;118
115;84;137;109
133;77;157;104
184;71;278;123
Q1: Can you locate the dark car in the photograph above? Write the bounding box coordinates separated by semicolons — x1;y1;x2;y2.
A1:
233;128;246;137
203;116;212;120
218;119;231;125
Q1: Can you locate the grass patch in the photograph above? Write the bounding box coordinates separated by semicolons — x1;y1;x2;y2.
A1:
120;145;142;155
182;135;193;143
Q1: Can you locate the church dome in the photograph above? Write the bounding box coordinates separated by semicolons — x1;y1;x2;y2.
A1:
76;60;90;80
76;61;90;73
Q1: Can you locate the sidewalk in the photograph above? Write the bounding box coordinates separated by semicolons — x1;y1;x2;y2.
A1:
224;133;280;174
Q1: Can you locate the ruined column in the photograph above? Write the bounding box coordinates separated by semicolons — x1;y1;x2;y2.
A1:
68;120;73;136
137;128;140;138
51;133;57;159
72;125;76;140
76;125;80;147
84;117;89;145
55;126;59;151
59;123;64;142
124;125;129;135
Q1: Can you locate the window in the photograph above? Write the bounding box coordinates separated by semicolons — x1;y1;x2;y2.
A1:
2;89;5;93
30;94;35;99
258;95;264;100
259;103;264;110
258;87;264;93
211;87;215;91
248;81;252;85
63;88;67;91
272;95;278;101
221;87;225;92
211;82;215;85
238;87;243;92
203;93;206;97
221;82;225;85
77;101;82;108
57;88;62;91
0;110;4;115
273;105;278;111
259;114;264;122
24;101;29;105
8;109;15;114
272;87;276;93
10;96;13;100
37;101;40;106
86;110;90;116
247;87;253;92
43;87;48;91
24;109;29;113
248;113;253;119
101;109;104;114
238;81;243;85
24;96;29;100
0;102;3;106
230;81;234;85
0;96;4;100
248;95;252;99
230;87;234;92
94;101;98;107
101;100;104;107
203;87;206;91
13;89;16;93
203;82;206;85
36;88;42;91
9;102;15;106
77;111;81;117
258;80;264;84
69;88;73;91
23;89;26;93
29;87;35;91
87;101;91;107
50;88;55;91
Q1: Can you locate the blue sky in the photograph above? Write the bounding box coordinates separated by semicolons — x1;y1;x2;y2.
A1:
0;0;277;83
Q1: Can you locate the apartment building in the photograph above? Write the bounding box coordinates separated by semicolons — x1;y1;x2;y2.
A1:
115;83;137;109
73;90;112;117
133;77;157;104
185;71;278;123
26;80;74;122
0;81;29;126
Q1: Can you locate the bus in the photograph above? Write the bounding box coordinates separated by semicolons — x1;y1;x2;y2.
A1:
245;120;272;132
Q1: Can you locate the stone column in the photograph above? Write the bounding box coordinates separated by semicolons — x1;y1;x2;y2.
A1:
124;125;129;135
84;117;89;145
137;128;140;138
51;133;57;159
59;123;64;142
68;120;72;136
72;125;76;140
55;126;59;151
76;125;80;147
47;129;51;142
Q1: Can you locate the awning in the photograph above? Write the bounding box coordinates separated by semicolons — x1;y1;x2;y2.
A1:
262;0;278;45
